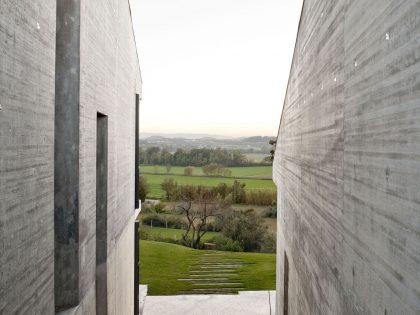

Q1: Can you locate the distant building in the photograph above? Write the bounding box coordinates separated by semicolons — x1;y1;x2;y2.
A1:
0;0;141;314
274;1;420;314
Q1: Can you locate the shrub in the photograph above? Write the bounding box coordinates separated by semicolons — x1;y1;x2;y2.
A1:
161;178;179;201
223;169;232;177
166;164;172;174
263;205;277;218
154;237;182;245
244;189;276;206
211;183;232;200
139;228;149;240
202;163;231;177
141;213;185;229
212;235;243;252
141;202;167;214
153;202;167;214
218;209;269;252
140;205;154;214
231;180;246;204
184;166;195;176
203;222;221;232
260;233;276;253
139;176;150;202
177;185;198;200
139;229;182;245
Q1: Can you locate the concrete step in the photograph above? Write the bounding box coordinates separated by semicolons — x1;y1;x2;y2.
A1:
142;291;275;315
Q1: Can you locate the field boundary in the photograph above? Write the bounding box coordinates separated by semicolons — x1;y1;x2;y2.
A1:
140;171;273;181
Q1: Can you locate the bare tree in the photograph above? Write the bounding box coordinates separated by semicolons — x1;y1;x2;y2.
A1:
177;187;227;249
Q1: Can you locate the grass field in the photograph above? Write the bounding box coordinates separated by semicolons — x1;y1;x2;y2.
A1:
141;226;220;243
143;173;276;199
244;153;268;163
140;165;272;179
139;240;276;295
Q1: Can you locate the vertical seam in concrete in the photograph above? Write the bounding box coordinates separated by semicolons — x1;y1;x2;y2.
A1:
135;94;140;209
54;0;81;310
96;113;108;315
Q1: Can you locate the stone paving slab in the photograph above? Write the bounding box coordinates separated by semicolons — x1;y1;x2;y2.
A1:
192;282;243;286
197;265;240;269
190;288;244;293
179;252;246;294
188;273;239;278
177;288;242;295
142;291;274;315
190;269;237;273
177;278;229;281
197;264;243;267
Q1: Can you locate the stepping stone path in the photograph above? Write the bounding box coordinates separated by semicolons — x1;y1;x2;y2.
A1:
177;252;247;295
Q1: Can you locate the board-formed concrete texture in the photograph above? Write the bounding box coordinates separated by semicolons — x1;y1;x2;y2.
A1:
274;1;420;314
0;1;56;314
0;0;141;314
77;0;141;313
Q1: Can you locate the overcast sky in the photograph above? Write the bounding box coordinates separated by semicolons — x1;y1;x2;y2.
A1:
129;0;302;137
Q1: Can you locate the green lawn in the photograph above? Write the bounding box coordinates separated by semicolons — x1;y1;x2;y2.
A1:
141;226;220;243
139;240;276;295
140;165;272;179
142;174;276;199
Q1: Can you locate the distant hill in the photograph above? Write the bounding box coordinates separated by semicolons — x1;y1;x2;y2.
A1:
139;133;276;153
241;136;272;143
140;132;231;140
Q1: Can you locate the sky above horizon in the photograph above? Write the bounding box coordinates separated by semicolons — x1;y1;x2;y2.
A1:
130;0;302;137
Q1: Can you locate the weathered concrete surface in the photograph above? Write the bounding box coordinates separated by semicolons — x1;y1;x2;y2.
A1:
95;114;108;314
142;291;275;315
274;1;420;315
75;0;142;313
54;0;81;309
139;285;148;315
0;1;56;314
0;0;141;314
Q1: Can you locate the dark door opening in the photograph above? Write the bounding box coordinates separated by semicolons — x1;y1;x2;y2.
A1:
96;113;108;315
134;220;140;315
135;94;140;209
284;252;289;315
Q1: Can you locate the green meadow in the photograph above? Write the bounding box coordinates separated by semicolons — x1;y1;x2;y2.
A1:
142;173;275;199
140;165;273;179
139;240;276;295
141;226;220;243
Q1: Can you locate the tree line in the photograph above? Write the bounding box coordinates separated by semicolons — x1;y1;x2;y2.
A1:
139;147;270;167
159;178;275;206
140;190;276;252
139;176;276;206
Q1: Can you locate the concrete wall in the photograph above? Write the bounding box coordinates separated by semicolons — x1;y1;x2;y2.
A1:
0;1;56;314
274;1;420;314
75;0;141;313
0;0;141;313
54;0;81;308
